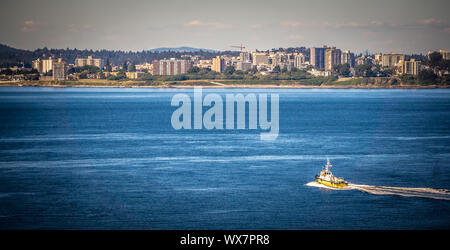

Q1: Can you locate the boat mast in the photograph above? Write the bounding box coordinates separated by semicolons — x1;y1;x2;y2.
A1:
326;158;332;172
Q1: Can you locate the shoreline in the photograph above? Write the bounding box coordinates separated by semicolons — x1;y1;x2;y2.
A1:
0;80;448;89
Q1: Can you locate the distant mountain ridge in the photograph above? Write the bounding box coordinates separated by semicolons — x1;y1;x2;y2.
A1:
148;47;218;53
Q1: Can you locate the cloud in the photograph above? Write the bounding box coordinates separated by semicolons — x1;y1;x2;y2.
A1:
280;21;306;28
382;40;396;45
369;21;384;26
287;34;304;40
281;20;386;29
184;20;232;29
68;24;96;32
248;24;264;29
417;18;443;26
416;18;450;34
323;21;365;28
21;20;46;32
103;34;121;41
281;19;450;35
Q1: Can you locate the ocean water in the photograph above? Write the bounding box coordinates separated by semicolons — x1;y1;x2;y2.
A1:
0;87;449;229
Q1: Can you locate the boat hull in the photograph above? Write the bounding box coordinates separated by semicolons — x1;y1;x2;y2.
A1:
316;177;348;188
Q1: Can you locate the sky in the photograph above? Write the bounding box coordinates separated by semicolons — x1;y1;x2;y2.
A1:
0;0;449;54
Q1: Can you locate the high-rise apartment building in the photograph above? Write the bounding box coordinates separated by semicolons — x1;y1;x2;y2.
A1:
240;52;252;63
32;58;43;73
310;46;327;70
251;53;269;66
381;54;404;67
355;56;373;65
52;59;67;80
399;59;421;75
294;53;307;69
341;50;355;68
75;56;105;69
440;50;450;60
325;47;342;71
212;56;226;72
32;57;58;73
374;54;383;64
42;57;54;73
152;58;191;75
236;61;252;71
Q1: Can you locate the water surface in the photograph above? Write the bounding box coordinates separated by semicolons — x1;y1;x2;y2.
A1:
0;87;449;229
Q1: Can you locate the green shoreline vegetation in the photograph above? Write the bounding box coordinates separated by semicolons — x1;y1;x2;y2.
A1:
2;64;449;88
1;77;449;88
1;46;449;88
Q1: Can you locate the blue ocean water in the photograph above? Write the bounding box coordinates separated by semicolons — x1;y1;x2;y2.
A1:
0;87;449;229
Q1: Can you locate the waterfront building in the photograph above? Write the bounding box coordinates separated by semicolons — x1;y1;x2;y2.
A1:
269;52;283;67
251;53;269;66
240;52;252;63
32;57;58;74
440;50;450;60
374;54;383;64
236;61;252;71
310;46;327;70
42;57;55;73
212;56;226;73
269;53;280;67
398;59;421;75
308;68;333;77
294;53;308;69
126;71;145;79
32;58;43;73
325;47;342;71
381;54;404;67
135;63;153;72
269;52;296;71
52;59;67;80
152;58;191;75
195;59;213;69
341;50;355;68
75;56;105;69
356;55;373;65
274;62;294;71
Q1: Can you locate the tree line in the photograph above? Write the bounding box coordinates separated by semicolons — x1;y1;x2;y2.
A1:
0;43;238;68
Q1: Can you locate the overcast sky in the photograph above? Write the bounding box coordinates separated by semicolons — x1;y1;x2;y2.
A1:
1;0;449;54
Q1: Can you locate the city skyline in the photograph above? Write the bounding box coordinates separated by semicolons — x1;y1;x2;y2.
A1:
0;0;449;54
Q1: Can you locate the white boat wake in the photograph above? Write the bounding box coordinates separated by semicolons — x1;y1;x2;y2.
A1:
305;181;450;201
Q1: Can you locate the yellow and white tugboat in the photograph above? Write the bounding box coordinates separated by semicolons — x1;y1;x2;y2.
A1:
315;158;348;188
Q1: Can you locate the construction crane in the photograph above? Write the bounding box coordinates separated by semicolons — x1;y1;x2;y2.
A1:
230;44;246;52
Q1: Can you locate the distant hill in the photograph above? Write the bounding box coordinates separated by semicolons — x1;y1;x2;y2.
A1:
0;43;25;53
0;43;235;68
148;47;218;53
0;43;35;67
